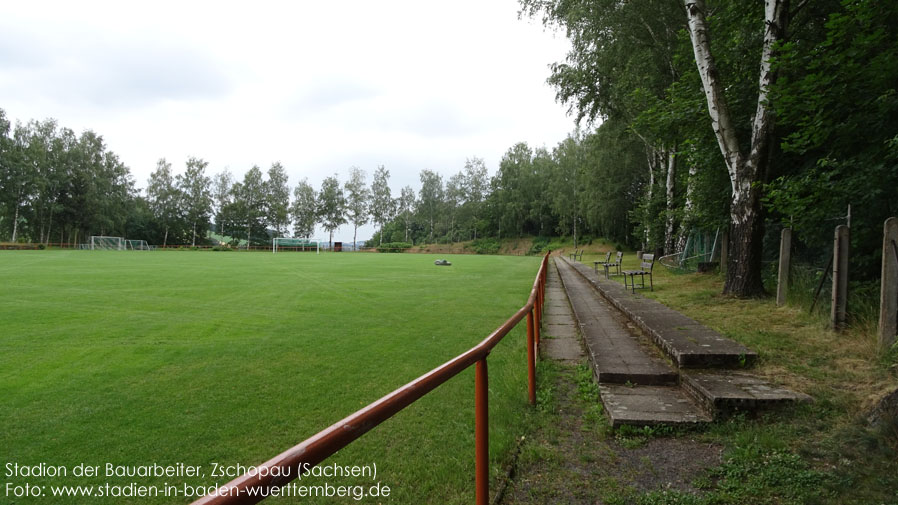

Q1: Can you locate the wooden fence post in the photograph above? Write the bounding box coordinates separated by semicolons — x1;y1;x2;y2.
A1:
777;228;792;307
831;225;850;331
879;217;898;350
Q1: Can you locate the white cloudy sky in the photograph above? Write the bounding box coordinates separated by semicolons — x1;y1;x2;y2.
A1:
1;1;576;242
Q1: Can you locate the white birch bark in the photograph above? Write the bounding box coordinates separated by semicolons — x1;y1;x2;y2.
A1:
664;147;677;254
685;0;789;295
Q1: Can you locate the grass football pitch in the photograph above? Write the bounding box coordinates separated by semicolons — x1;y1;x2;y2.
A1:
0;250;541;504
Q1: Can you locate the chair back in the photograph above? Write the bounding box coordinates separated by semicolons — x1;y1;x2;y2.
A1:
641;253;655;272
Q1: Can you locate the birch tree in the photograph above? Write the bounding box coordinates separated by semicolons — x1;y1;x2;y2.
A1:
147;158;181;247
291;178;318;239
318;174;345;249
266;162;291;237
343;166;369;249
177;157;212;246
398;185;415;243
417;170;443;243
685;0;789;296
463;157;488;240
369;165;394;246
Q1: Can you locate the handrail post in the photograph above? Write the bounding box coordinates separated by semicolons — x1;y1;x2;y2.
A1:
475;358;489;505
526;310;536;405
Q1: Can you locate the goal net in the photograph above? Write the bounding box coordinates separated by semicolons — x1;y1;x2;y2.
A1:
127;240;151;251
90;236;125;250
273;237;320;254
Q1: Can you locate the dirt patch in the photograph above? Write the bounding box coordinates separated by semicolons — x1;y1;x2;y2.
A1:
499;368;721;505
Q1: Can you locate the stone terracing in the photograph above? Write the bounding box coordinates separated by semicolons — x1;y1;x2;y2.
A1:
554;255;811;426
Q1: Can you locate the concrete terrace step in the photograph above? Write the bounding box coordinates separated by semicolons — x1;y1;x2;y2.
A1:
552;255;812;427
599;384;712;427
682;370;813;415
539;261;586;364
555;258;678;386
560;256;758;369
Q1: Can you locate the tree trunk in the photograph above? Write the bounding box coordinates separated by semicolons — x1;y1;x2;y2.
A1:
353;224;358;251
677;162;699;252
11;199;20;242
724;181;766;296
192;221;197;247
644;147;657;249
685;0;788;297
664;147;677;254
163;226;169;247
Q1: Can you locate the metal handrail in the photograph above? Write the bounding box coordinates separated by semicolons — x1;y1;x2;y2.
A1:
192;253;548;505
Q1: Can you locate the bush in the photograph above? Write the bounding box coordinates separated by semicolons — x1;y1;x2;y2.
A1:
377;242;413;253
37;243;46;250
528;236;550;256
211;245;232;252
471;238;501;255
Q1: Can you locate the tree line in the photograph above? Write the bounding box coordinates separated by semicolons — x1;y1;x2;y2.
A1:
2;0;895;297
0;107;642;251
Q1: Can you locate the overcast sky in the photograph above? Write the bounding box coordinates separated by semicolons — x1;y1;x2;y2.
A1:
1;1;576;242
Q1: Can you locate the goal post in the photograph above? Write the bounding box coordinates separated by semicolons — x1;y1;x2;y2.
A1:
126;239;151;251
90;236;125;250
273;237;320;254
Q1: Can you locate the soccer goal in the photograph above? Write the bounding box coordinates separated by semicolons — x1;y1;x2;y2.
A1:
273;237;320;254
90;236;126;250
126;239;151;251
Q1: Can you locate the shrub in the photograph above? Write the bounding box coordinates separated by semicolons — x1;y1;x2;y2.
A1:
528;236;550;256
471;238;501;255
376;242;413;253
37;243;46;250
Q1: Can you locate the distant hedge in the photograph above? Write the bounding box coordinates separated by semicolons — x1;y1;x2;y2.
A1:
376;242;413;253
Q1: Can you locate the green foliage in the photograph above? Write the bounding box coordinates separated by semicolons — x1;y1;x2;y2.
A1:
376;241;412;252
469;238;501;255
528;236;550;256
766;0;898;281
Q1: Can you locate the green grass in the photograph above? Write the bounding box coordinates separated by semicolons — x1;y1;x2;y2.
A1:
570;251;898;504
0;250;541;504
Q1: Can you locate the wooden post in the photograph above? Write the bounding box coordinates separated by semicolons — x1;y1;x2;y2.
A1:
879;217;898;350
776;228;792;306
831;225;849;331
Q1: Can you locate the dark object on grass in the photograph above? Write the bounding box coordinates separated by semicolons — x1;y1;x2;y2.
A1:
434;259;452;266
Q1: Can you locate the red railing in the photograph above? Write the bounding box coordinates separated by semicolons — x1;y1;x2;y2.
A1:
192;253;548;505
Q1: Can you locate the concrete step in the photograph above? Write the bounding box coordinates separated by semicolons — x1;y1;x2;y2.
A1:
599;384;712;427
560;257;758;369
681;370;813;415
540;260;586;364
555;258;678;386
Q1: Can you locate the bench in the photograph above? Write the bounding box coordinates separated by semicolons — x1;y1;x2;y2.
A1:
622;253;655;293
593;251;612;275
569;249;584;261
603;251;623;279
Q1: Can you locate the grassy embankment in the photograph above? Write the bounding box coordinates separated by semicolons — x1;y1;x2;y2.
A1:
548;246;898;504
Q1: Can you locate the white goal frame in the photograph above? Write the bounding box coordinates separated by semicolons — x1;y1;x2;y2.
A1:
126;239;151;251
90;236;125;250
272;237;320;254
